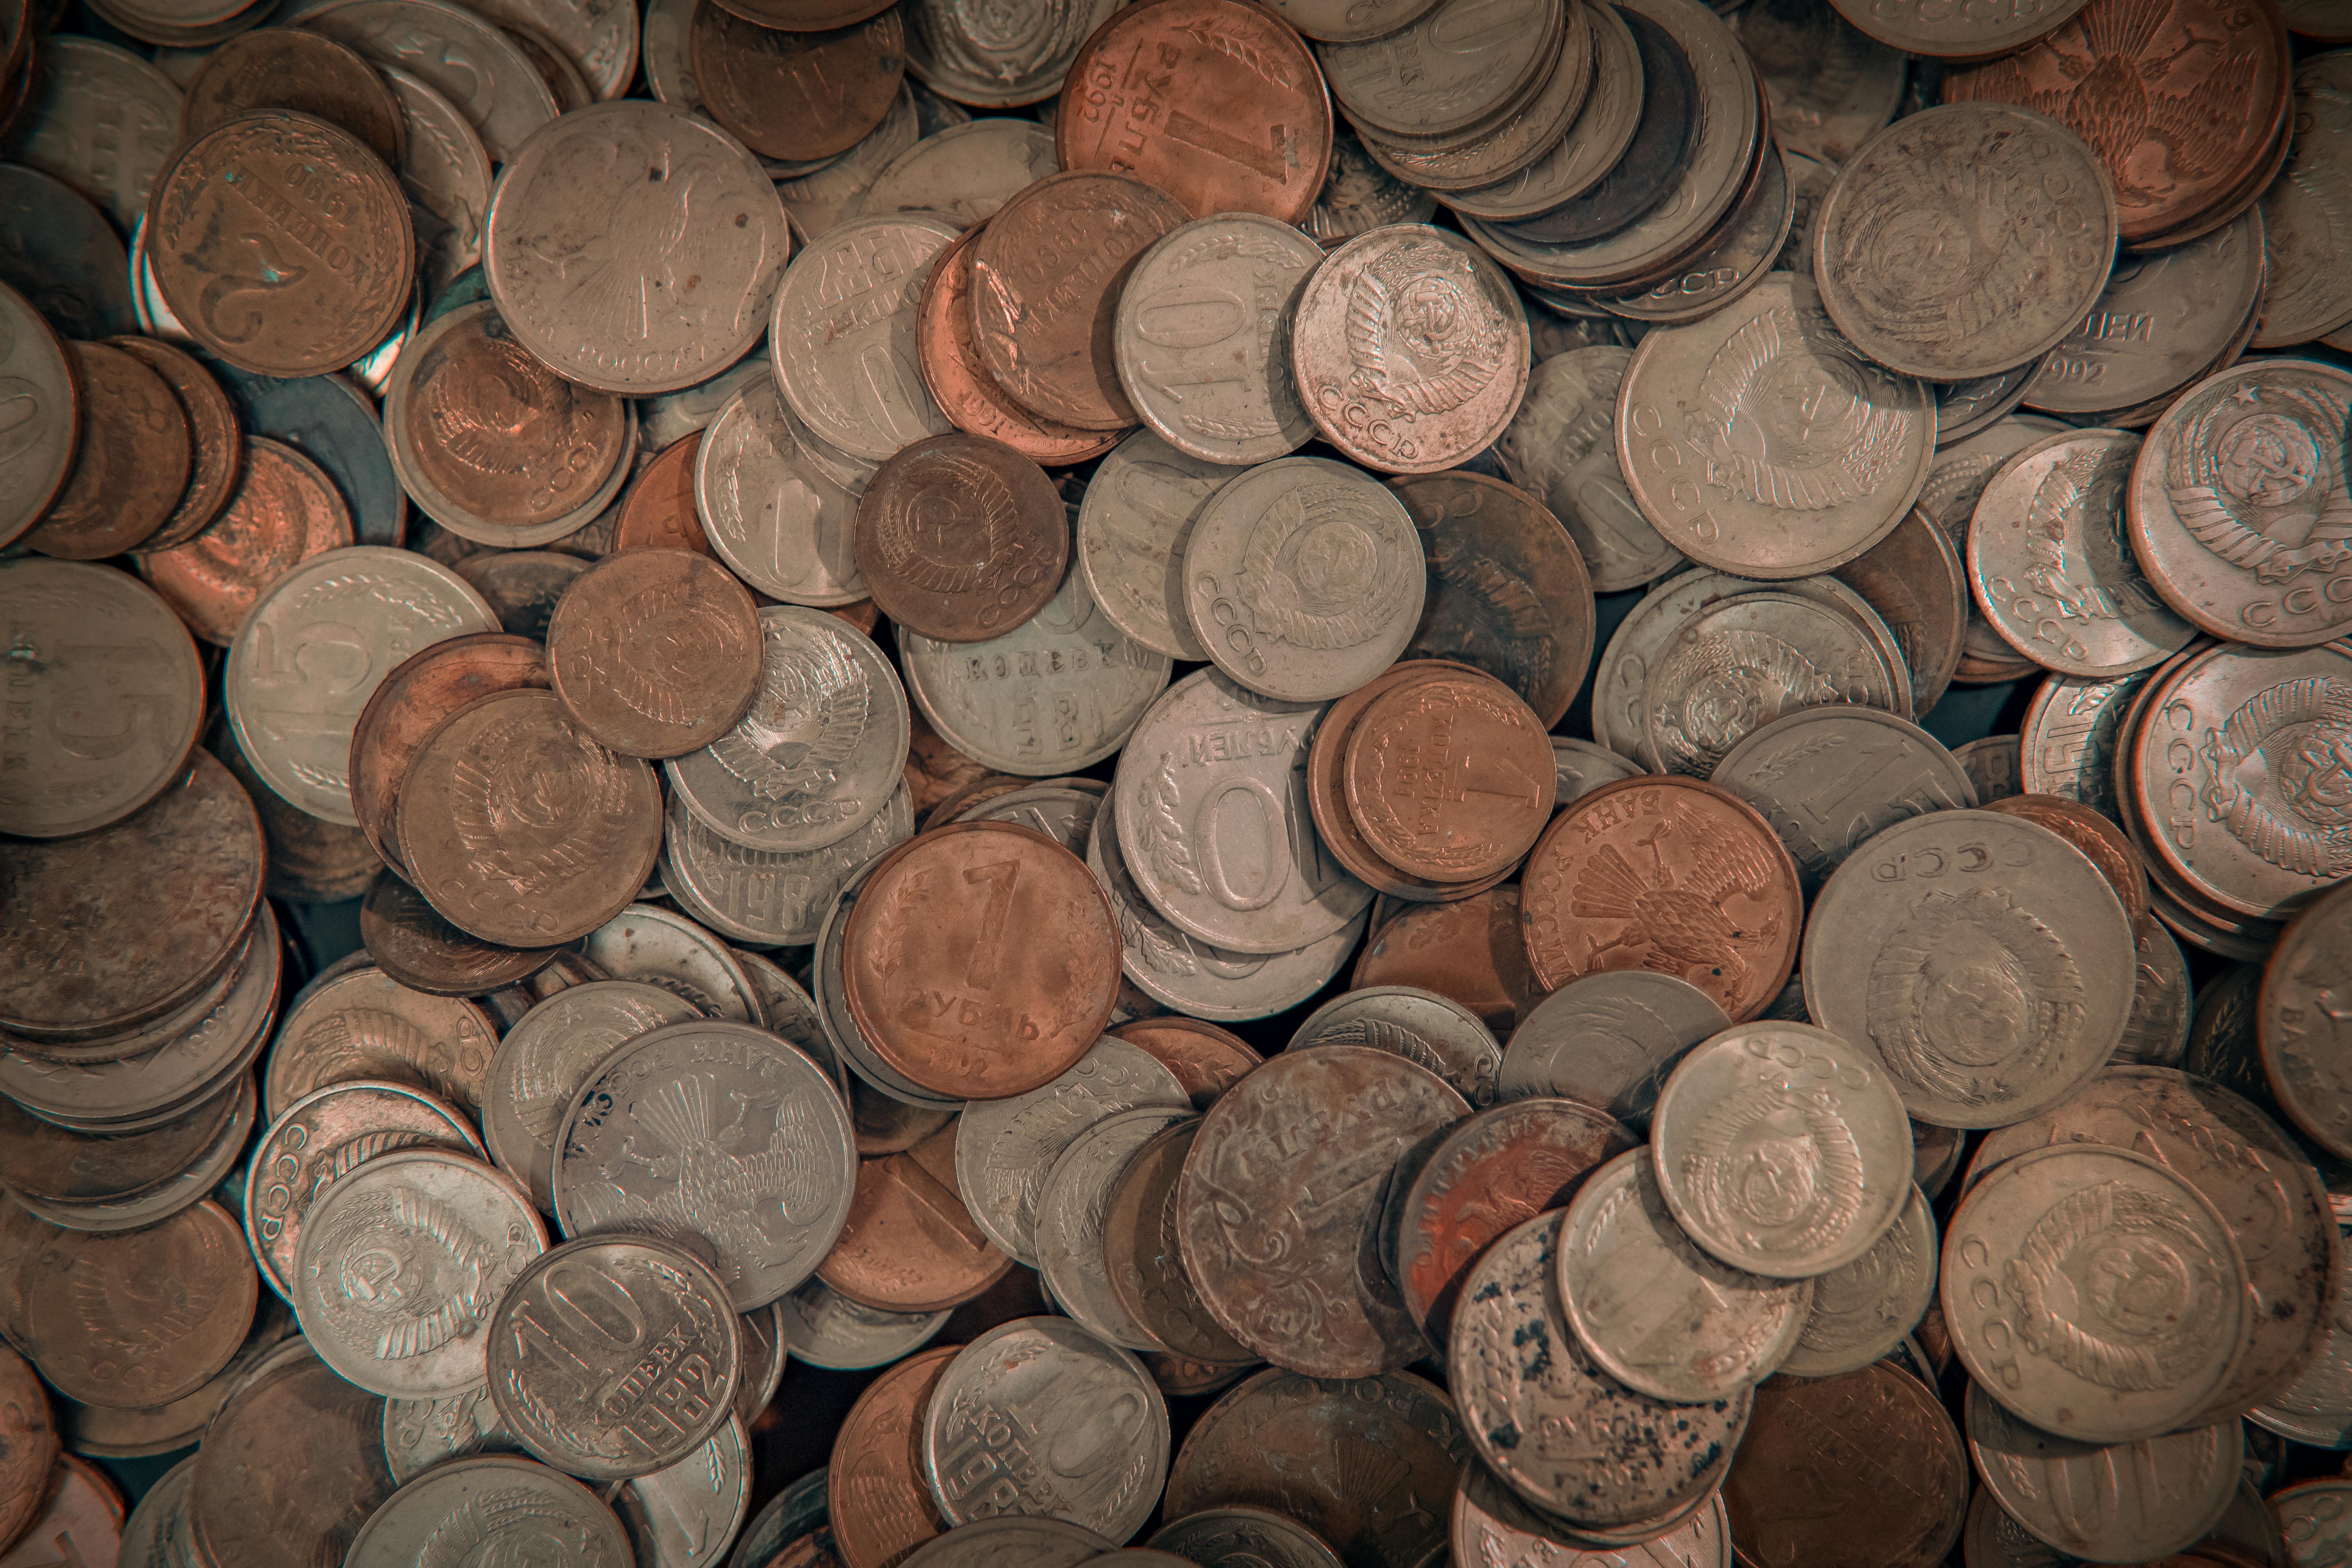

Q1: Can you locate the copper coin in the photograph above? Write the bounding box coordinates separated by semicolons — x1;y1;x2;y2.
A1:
915;225;1118;465
545;548;764;757
19;341;190;561
14;1199;256;1408
181;27;406;168
906;708;998;817
1723;1363;1968;1568
1102;1118;1255;1363
1942;0;2290;248
0;1075;238;1204
710;0;897;31
0;1347;56;1556
147;109;415;376
853;432;1070;642
1519;775;1804;1024
1342;668;1557;884
817;1120;1018;1313
827;1344;955;1568
1829;507;1968;717
1176;1045;1467;1377
358;868;561;997
188;1354;393;1568
691;4;906;163
0;750;263;1045
208;720;381;904
842;821;1121;1099
1352;884;1541;1036
613;431;714;556
1393;1096;1634;1343
109;336;244;552
1390;471;1596;729
139;436;353;646
969;171;1192;431
1056;0;1332;224
347;632;551;875
1981;792;2152;934
397;687;663;946
3;1455;118;1563
1305;661;1498;900
1110;1018;1263;1111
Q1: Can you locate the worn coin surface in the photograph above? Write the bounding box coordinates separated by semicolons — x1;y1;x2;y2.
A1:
2030;211;2268;417
109;334;241;552
1036;1104;1194;1349
828;1342;954;1568
1287;985;1501;1108
691;4;905;163
547;548;765;759
20;341;189;562
1780;1182;1938;1378
856;119;1058;223
780;1278;949;1370
480;982;699;1214
187;1353;395;1568
17;1199;257;1408
1073;432;1222;662
1176;1045;1467;1376
819;1122;1017;1314
899;1517;1120;1566
1497;971;1730;1128
0;285;78;551
1339;671;1553;884
344;1454;630;1568
180;25;405;163
1148;1508;1342;1568
855;433;1069;642
142;436;354;646
771;213;957;461
1100;1116;1254;1364
1723;1361;1968;1568
2265;883;2352;1160
1496;347;1683;593
1830;510;1970;717
1965;1382;2240;1561
1651;1020;1914;1278
916;224;1121;466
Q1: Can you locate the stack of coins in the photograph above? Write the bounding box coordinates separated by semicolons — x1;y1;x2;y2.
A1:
7;0;2352;1560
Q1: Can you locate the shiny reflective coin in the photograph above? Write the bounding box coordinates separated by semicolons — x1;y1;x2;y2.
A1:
776;1276;949;1368
1617;274;1935;580
346;1454;630;1568
487;1235;742;1481
855;432;1069;641
922;1316;1169;1542
1651;1020;1913;1277
1724;1360;1968;1568
547;548;764;759
1802;808;2136;1128
696;375;867;606
1559;1147;1811;1402
1035;1104;1194;1350
1177;1045;1466;1376
953;1036;1187;1265
187;1352;394;1568
1780;1183;1937;1378
1287;985;1501;1108
1451;1211;1748;1530
1710;707;1975;899
1965;1382;2240;1561
1945;1144;2247;1443
1497;971;1729;1128
1496;346;1683;593
771;212;956;461
16;1198;257;1409
553;1018;856;1309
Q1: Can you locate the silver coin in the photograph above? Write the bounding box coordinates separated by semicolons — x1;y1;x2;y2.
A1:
1550;737;1643;809
1917;414;2068;673
899;564;1173;776
1779;1182;1936;1378
695;375;868;606
900;1518;1118;1568
466;0;637;100
851;119;1059;227
553;1018;856;1310
903;0;1113;106
2017;668;2151;822
921;1316;1170;1543
666;605;909;853
1319;0;1561;138
1945;1144;2247;1443
296;0;559;164
263;965;498;1121
483;101;788;396
1964;1381;2240;1561
1651;1020;1913;1277
775;86;923;240
2025;210;2267;421
1616;274;1935;581
1441;2;1644;225
1075;429;1229;663
0;291;80;553
770;212;956;461
1087;791;1365;1022
1953;734;2022;805
346;1453;631;1567
385;67;492;303
2115;923;2191;1068
733;1301;789;1431
1496;347;1684;593
580;905;764;1025
1035;1104;1194;1352
1642;590;1902;776
14;1074;258;1235
1182;456;1426;701
481;981;702;1214
1498;971;1731;1129
1111;668;1374;954
1288;986;1501;1108
293;1147;548;1399
1557;1147;1811;1403
642;358;774;458
225;546;498;826
1709;706;1976;898
1303;127;1439;244
1451;1462;1731;1568
0;36;181;236
613;1414;751;1568
774;1276;950;1369
1450;1211;1749;1529
384;1385;519;1485
0;560;204;839
1114;214;1321;468
1731;0;1902;165
2252;1236;2352;1449
953;1037;1189;1267
117;1453;197;1568
1148;1508;1343;1568
1802;808;2136;1128
665;782;915;949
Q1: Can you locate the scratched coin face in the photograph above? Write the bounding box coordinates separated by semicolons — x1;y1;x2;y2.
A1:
771;213;958;462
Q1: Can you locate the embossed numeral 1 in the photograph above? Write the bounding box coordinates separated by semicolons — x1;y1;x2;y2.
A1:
1164;112;1292;183
962;858;1021;989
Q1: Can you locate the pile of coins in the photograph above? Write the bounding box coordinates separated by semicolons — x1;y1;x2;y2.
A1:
4;0;2352;1560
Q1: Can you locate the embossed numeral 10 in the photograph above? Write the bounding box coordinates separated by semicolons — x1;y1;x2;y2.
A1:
509;1258;645;1382
1191;760;1342;911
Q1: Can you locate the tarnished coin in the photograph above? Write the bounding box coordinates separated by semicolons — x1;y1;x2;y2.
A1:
1149;1508;1342;1568
1350;1;1595;197
1111;1020;1261;1111
1724;1361;1968;1568
1711;708;1976;898
1319;0;1558;138
1780;1183;1938;1379
1337;672;1553;886
818;1120;1017;1313
1176;1045;1467;1376
1965;1382;2241;1561
547;548;764;759
1979;792;2152;936
779;1278;949;1369
187;1354;394;1568
146;109;414;377
900;1518;1119;1568
771;213;957;461
921;1317;1169;1543
855;433;1069;642
1162;1368;1467;1568
1304;127;1438;242
1036;1104;1194;1349
345;1454;630;1568
1642;587;1901;775
20;340;189;562
1287;985;1501;1108
1824;0;2086;55
0;1073;239;1208
480;982;700;1214
141;436;353;646
1497;971;1730;1128
209;362;408;548
16;1199;256;1408
898;0;1105;106
1520;776;1804;1024
3;35;183;239
2256;56;2352;349
1829;510;1970;717
360;869;560;1000
855;120;1058;223
691;5;903;162
1290;224;1530;474
2116;920;2192;1067
452;551;588;641
1651;1020;1914;1278
1114;211;1321;465
383;1387;517;1484
1452;1211;1749;1530
0;559;203;840
916;224;1120;466
1802;808;2136;1128
114;336;241;551
0;285;77;551
1947;1144;2248;1443
1617;274;1935;580
0;1353;55;1554
180;26;404;164
1496;347;1683;593
297;0;559;164
696;376;868;606
1451;1465;1731;1568
1732;0;1901;164
1552;737;1644;810
1101;1117;1254;1363
2265;883;2352;1160
828;1342;954;1568
2030;211;2268;417
666;784;915;948
1955;733;2024;805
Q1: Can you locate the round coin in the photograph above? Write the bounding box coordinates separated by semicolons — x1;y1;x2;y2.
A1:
480;982;699;1214
109;335;242;552
853;432;1069;641
1496;971;1730;1128
546;548;763;758
17;1198;257;1408
0;283;77;550
695;377;869;606
1100;1116;1254;1363
1722;1360;1967;1568
19;340;189;561
1342;668;1555;882
1287;984;1501;1107
347;633;551;875
1965;1379;2240;1561
771;212;958;461
916;222;1121;466
692;6;906;164
180;26;406;164
1780;1182;1939;1378
140;436;350;647
344;1454;629;1567
1496;347;1683;593
829;1343;954;1568
187;1353;394;1568
818;1120;1017;1313
1035;1104;1195;1349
